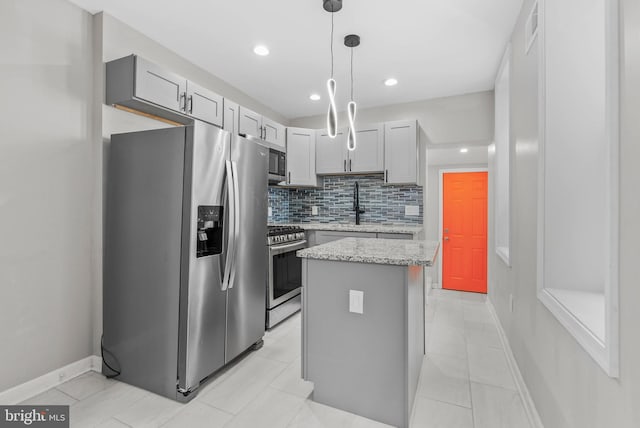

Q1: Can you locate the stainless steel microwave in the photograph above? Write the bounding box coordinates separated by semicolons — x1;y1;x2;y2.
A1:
268;148;286;183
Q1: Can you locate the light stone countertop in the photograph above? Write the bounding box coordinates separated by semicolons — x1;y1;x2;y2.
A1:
297;238;440;267
271;222;423;235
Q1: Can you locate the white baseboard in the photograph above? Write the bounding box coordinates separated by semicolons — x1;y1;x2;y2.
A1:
0;355;102;405
486;300;544;428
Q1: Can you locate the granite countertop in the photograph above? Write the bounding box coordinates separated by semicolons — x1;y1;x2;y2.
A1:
271;223;423;235
297;238;439;267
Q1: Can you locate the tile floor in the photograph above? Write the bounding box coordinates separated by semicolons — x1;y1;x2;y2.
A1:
21;289;531;427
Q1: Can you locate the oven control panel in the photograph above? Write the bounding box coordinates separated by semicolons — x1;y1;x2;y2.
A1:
267;227;306;246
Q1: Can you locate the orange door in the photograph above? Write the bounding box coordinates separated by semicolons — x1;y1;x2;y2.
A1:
442;172;488;293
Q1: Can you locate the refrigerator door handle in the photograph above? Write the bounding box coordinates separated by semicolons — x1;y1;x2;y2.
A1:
228;160;241;289
221;160;236;291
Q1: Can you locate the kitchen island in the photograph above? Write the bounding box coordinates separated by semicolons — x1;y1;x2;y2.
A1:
297;238;439;428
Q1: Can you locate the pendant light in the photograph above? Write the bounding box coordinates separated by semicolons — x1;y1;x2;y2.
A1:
323;0;342;139
344;34;360;151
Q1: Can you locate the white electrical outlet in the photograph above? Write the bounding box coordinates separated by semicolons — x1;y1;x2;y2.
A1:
312;206;318;216
349;290;364;314
268;207;273;217
404;205;419;216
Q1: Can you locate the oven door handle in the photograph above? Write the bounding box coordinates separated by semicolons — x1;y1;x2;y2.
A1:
269;240;307;256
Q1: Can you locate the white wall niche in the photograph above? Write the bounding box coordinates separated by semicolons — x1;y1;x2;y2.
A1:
537;0;619;377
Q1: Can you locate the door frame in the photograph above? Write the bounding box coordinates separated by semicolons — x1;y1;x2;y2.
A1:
437;167;489;291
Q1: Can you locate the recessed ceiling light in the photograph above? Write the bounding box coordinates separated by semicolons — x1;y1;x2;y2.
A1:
384;78;398;86
253;45;269;56
309;93;321;101
460;148;469;153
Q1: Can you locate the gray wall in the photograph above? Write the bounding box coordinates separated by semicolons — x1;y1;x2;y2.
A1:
289;91;494;146
0;0;97;391
488;0;640;427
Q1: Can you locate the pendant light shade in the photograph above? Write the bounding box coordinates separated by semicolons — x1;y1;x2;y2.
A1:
347;100;357;151
344;34;360;151
327;78;338;138
324;2;339;139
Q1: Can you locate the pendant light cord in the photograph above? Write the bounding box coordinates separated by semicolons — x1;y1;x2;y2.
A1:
350;47;354;101
330;11;334;78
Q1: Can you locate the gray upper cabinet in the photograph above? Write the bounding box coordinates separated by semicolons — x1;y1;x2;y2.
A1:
223;99;239;135
238;106;286;149
384;120;419;185
106;54;224;127
349;124;384;173
186;81;223;127
134;56;187;112
316;129;347;174
315;124;384;174
286;128;319;187
238;106;262;139
262;117;286;149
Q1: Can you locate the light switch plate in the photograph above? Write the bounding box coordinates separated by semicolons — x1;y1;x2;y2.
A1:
405;205;419;216
349;290;364;314
268;207;273;217
312;206;318;216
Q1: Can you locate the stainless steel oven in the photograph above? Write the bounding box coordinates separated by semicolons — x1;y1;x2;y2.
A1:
267;226;306;328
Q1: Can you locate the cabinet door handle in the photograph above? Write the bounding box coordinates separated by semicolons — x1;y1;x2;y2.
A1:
188;96;193;114
385;169;388;183
344;160;347;172
349;159;352;171
288;172;291;184
179;92;186;111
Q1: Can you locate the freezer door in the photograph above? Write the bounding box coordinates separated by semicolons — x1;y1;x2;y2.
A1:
178;123;231;393
226;137;269;362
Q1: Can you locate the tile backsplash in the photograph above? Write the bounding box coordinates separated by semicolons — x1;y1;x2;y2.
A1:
268;174;423;225
267;187;290;223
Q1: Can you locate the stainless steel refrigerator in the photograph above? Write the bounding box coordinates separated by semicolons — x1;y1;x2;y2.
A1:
103;122;268;401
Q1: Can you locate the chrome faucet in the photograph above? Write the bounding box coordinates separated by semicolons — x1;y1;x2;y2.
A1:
353;181;365;225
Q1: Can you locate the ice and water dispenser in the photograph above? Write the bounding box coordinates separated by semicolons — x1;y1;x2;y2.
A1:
196;205;223;257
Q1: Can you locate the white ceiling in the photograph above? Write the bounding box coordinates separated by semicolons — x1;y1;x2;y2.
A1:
68;0;522;120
